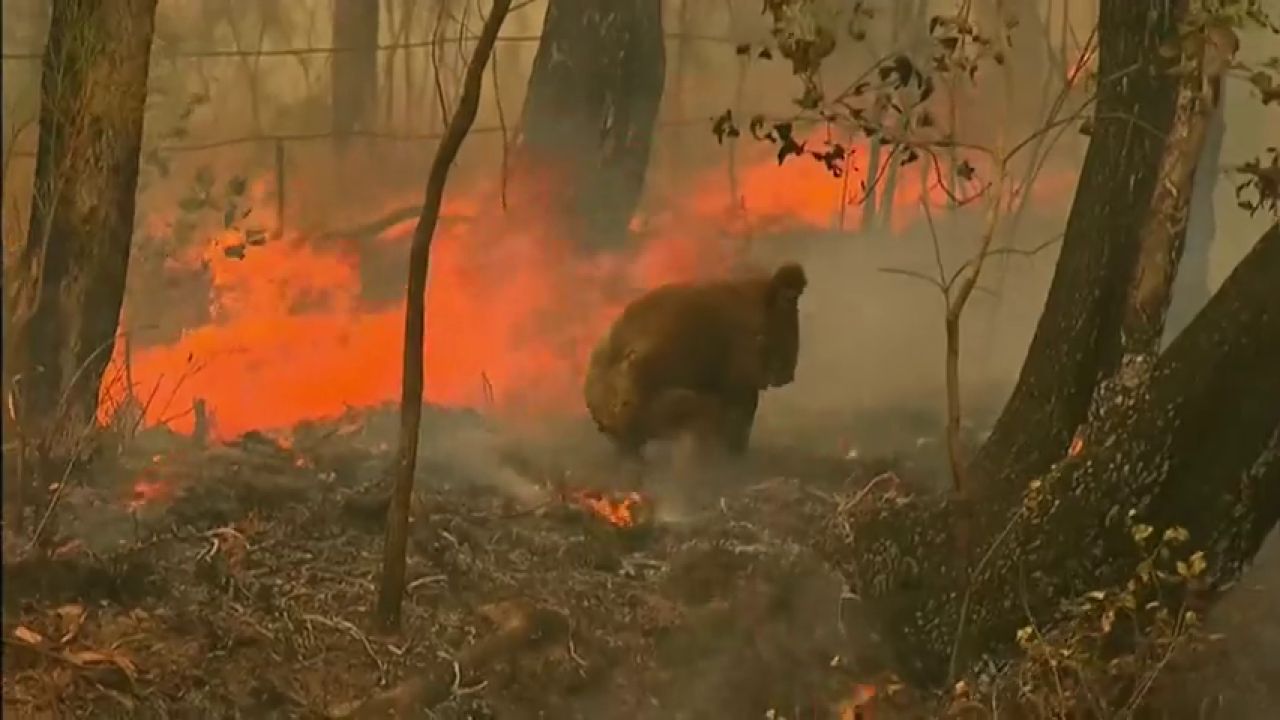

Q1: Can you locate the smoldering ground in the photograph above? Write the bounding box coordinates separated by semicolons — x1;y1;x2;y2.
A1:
5;1;1280;717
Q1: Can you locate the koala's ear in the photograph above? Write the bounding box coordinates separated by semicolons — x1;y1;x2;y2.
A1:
768;262;807;303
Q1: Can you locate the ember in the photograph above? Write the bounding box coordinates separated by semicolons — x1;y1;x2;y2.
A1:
837;682;879;720
573;489;647;528
126;455;176;511
128;477;173;511
1069;433;1086;457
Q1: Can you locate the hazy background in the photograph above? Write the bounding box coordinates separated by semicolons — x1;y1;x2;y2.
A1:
2;0;1277;450
3;4;1278;715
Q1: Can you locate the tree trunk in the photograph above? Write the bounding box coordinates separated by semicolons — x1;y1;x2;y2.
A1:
5;0;158;470
332;0;381;139
515;0;665;252
969;0;1183;499
376;0;513;632
831;222;1280;686
1163;82;1226;346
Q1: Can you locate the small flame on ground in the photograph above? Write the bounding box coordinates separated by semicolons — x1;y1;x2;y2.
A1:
575;490;645;528
127;454;176;511
837;682;879;720
128;477;173;511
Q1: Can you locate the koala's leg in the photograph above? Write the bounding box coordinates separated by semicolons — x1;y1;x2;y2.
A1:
721;389;760;455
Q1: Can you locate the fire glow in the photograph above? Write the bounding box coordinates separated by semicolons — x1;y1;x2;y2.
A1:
100;137;1074;441
574;490;646;529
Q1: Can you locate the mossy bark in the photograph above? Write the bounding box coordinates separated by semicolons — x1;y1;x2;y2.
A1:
516;0;665;252
828;223;1280;686
5;0;158;457
970;0;1184;497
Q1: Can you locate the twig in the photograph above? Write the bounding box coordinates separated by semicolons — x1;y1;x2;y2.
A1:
337;601;557;718
487;8;511;211
947;505;1028;683
301;613;385;673
28;408;105;549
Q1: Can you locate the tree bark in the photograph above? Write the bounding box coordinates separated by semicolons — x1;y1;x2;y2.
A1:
1112;28;1225;364
515;0;665;252
831;222;1280;686
332;0;381;139
1163;81;1226;346
376;0;513;632
969;0;1183;499
5;0;158;462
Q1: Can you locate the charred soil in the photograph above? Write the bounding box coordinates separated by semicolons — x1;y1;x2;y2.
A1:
2;404;1275;719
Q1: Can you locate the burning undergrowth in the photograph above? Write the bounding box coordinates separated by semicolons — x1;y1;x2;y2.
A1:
100;129;1076;444
2;404;922;719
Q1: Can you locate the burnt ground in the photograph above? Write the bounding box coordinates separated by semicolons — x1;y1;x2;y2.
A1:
2;405;1277;719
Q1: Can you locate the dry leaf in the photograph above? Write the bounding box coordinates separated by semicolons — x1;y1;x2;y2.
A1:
13;625;46;645
63;648;139;680
56;604;87;644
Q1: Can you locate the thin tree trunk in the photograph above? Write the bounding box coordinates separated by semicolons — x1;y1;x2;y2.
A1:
833;222;1280;686
332;0;381;139
1163;80;1226;346
5;0;158;470
516;0;666;252
1111;32;1226;364
376;0;513;632
969;0;1183;500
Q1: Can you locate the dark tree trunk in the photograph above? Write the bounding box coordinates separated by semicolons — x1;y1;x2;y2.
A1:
516;0;665;252
969;0;1183;499
332;0;380;139
832;222;1280;686
5;0;158;476
1163;84;1226;346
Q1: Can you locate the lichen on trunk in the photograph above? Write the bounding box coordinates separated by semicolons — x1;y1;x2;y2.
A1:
5;0;158;459
515;0;665;252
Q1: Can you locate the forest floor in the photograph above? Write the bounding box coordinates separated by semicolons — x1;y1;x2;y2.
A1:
2;405;1277;719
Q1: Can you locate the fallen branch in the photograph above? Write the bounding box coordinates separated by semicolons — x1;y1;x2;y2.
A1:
334;601;566;719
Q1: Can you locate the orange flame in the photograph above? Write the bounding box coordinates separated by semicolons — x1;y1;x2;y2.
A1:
99;133;1076;441
837;682;879;720
575;490;645;528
